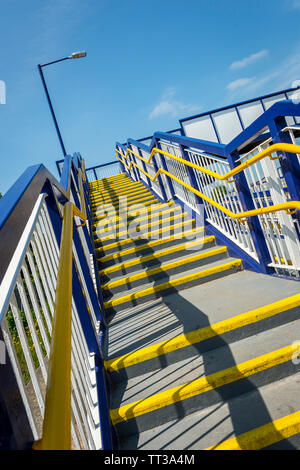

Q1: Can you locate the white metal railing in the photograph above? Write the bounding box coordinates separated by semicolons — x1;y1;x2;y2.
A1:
240;139;300;276
283;126;300;165
0;194;102;449
160;141;197;208
159;140;258;261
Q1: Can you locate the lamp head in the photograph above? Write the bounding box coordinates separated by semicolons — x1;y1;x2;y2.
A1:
69;51;87;59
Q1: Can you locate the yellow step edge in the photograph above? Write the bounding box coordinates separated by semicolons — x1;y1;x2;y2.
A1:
93;199;163;221
93;201;175;223
92;194;158;214
90;183;145;197
95;212;189;238
90;177;141;187
91;194;155;212
91;182;140;193
97;225;204;257
96;219;198;252
90;174;128;183
90;178;128;187
205;410;300;450
109;343;294;425
104;258;242;309
105;292;300;372
91;188;150;203
91;188;147;201
91;181;141;191
100;236;214;276
102;246;227;291
93;206;181;231
90;180;131;189
91;192;154;210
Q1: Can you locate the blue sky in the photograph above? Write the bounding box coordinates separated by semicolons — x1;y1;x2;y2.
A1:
1;0;300;194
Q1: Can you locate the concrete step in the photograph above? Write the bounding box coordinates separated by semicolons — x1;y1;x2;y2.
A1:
95;211;190;241
92;194;158;217
92;197;161;221
93;205;183;233
90;184;147;202
104;271;300;381
102;246;229;296
89;174;128;189
119;373;300;450
96;223;204;259
92;201;176;224
100;236;216;280
110;319;300;438
104;257;243;316
106;292;300;384
90;188;154;209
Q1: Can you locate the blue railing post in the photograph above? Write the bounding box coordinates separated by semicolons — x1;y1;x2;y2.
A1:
135;145;152;190
128;143;140;182
154;138;176;201
268;116;300;224
151;150;168;202
95;354;114;449
179;143;205;224
227;149;272;273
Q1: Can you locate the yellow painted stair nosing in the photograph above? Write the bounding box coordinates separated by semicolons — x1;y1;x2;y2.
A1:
91;190;151;205
95;212;189;238
91;195;158;214
109;343;295;425
205;410;300;450
105;292;300;372
93;201;179;233
104;258;242;309
90;185;147;199
95;224;204;263
90;174;128;183
93;206;182;231
91;182;142;192
99;236;215;276
91;193;156;210
92;201;176;223
96;220;201;253
102;246;227;291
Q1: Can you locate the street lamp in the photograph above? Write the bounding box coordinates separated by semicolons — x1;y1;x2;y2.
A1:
38;51;87;156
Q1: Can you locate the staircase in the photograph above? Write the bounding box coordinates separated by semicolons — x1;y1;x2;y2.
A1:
89;172;300;450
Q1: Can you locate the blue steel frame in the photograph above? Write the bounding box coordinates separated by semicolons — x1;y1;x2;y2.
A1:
0;155;114;449
112;99;300;275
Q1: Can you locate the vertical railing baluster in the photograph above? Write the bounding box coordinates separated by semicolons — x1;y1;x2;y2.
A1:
226;149;272;273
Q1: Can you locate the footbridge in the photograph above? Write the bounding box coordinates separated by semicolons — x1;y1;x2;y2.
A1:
1;88;300;450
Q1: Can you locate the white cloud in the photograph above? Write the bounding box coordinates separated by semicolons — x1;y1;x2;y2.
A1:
224;44;300;102
149;87;201;119
230;49;269;70
226;77;254;91
286;0;300;10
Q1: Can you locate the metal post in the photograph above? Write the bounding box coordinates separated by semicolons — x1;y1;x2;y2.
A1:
151;149;168;202
38;64;67;157
227;149;272;273
154;138;176;200
179;143;205;223
269;116;300;218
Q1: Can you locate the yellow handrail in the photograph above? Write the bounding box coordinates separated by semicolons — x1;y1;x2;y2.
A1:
34;202;86;450
116;142;300;183
116;155;300;223
78;170;87;224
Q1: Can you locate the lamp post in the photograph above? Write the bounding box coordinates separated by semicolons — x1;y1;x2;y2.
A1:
38;52;87;156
